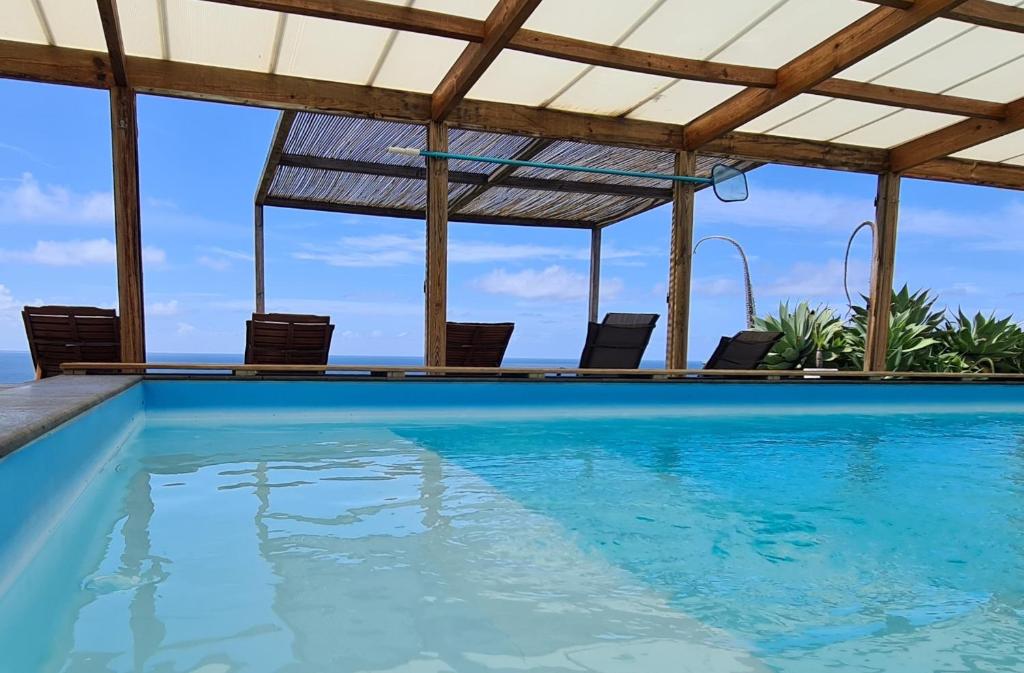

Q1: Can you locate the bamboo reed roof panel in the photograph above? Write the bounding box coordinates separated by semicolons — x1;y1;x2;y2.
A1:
269;166;477;211
454;187;664;226
263;112;758;228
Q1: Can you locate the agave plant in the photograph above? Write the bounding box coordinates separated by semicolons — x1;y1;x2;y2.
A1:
941;310;1024;373
839;286;946;371
755;302;843;370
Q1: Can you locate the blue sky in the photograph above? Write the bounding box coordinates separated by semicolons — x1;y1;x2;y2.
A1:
1;78;1023;361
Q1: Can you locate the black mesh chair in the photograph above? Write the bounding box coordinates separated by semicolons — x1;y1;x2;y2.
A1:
579;313;659;369
704;330;783;370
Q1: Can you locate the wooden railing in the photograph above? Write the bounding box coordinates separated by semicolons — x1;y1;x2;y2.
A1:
59;362;1024;382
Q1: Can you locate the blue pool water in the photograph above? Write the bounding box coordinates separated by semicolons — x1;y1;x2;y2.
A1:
1;381;1023;672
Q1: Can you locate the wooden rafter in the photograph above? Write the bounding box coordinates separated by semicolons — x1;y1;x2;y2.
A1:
202;0;1006;121
682;0;967;150
255;110;296;204
262;197;595;228
890;97;1024;172
906;157;1024;191
430;0;541;121
95;0;127;87
276;152;672;199
812;79;1005;120
863;0;1024;33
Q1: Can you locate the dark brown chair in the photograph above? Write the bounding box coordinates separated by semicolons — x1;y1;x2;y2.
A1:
446;322;514;368
579;313;659;369
704;330;783;370
245;313;334;371
22;305;121;378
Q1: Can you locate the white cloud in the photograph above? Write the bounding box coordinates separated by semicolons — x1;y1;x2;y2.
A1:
0;284;16;321
762;259;869;299
0;173;112;224
699;186;872;231
475;265;622;301
0;238;166;266
652;276;739;299
699;184;1024;252
203;246;253;261
208;297;423;318
176;322;195;335
197;246;253;271
694;277;740;296
149;299;179;316
197;256;231;271
294;234;652;268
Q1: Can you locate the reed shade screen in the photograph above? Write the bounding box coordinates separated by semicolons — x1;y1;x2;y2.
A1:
262;112;759;227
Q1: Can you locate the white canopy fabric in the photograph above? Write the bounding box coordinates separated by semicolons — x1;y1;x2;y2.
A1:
2;0;1023;165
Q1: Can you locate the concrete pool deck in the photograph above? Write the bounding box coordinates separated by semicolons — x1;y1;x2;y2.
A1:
0;375;140;459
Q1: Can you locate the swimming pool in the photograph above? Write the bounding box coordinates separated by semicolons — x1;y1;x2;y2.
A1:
1;380;1023;672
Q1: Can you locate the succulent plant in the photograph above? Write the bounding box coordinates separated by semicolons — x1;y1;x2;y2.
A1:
755;302;843;370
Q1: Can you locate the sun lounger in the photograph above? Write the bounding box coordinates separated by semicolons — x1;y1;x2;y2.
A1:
22;305;121;378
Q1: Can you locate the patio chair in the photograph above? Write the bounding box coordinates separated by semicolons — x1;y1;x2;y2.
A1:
245;312;334;370
703;330;783;370
446;322;515;368
22;305;121;378
579;313;659;369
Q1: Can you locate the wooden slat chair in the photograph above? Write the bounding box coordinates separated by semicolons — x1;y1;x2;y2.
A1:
446;322;515;368
22;305;121;378
579;313;659;369
244;313;334;372
704;330;783;370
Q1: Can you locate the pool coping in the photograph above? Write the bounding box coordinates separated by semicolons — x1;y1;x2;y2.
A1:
0;375;141;459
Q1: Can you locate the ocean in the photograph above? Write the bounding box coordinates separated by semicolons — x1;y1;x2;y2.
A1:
0;351;682;385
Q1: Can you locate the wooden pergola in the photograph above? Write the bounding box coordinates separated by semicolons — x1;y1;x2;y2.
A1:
4;0;1024;371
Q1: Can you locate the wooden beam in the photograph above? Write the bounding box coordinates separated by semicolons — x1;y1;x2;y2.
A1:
95;0;127;87
254;204;265;313
863;0;1024;33
110;86;146;363
588;228;601;323
0;40;111;88
0;41;963;173
59;359;1024;380
905;157;1024;191
704;133;888;173
276;153;672;198
263;197;595;228
865;172;901;372
812;78;1006;121
890;97;1024;172
683;0;966;149
206;0;483;40
255;110;296;204
127;53;432;121
424;121;448;366
665;151;696;369
18;40;1024;185
510;28;775;88
202;0;1005;119
431;0;541;121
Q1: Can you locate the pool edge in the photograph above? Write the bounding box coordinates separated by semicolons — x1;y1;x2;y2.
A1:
0;375;142;459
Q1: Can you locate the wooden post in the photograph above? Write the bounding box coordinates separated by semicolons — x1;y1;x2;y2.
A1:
424;121;448;366
110;85;145;363
588;227;601;323
865;171;901;371
254;204;266;313
665;151;696;369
